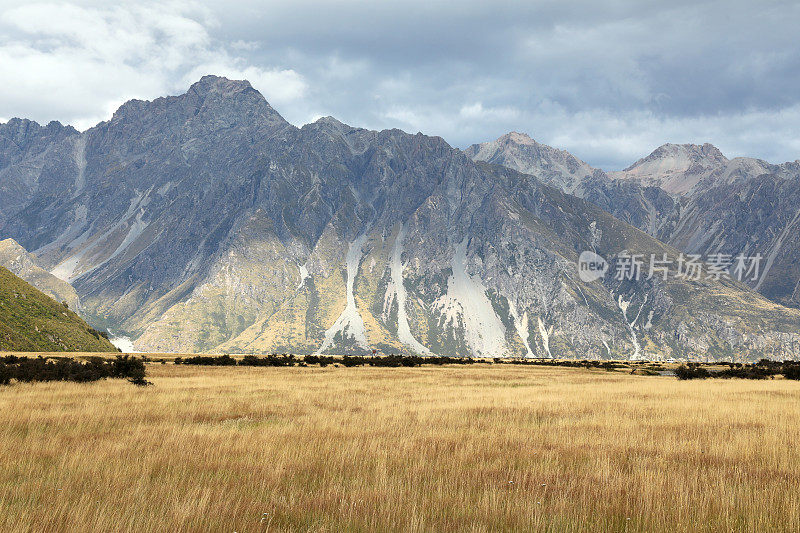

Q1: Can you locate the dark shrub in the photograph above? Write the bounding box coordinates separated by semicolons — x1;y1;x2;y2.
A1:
369;355;422;367
783;365;800;380
717;365;771;380
675;365;710;380
111;355;146;381
0;355;148;386
304;355;335;367
177;355;237;366
239;355;295;367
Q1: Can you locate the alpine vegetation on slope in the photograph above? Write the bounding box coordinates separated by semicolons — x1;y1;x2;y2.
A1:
0;267;116;352
1;76;799;360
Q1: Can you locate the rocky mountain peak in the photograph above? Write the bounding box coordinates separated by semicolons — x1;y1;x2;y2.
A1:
611;142;729;195
105;75;290;137
190;74;254;95
497;131;538;146
312;115;353;133
0;117;74;138
625;142;728;173
465;132;596;193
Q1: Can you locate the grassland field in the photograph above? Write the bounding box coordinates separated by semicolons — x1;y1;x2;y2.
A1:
1;354;799;532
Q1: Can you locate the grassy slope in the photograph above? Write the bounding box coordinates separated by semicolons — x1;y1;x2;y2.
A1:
0;364;798;531
0;266;117;352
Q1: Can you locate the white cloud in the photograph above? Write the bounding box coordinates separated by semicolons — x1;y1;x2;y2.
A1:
0;1;306;129
539;104;800;169
459;102;519;122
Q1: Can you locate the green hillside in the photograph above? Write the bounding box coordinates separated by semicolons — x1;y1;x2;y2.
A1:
0;266;117;352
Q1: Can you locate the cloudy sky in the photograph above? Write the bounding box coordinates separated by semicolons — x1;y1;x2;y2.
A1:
0;0;798;169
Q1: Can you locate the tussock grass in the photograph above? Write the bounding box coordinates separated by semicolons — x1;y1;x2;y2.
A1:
1;364;799;531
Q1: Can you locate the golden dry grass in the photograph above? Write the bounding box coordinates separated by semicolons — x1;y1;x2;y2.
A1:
1;363;799;532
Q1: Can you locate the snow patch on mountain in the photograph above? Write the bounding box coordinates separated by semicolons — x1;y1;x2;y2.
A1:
618;294;646;360
50;254;83;283
110;335;140;353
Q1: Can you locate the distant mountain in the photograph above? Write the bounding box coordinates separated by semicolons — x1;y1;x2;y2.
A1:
610;143;730;195
468;133;800;310
464;132;596;194
0;266;116;352
466;132;678;236
1;76;799;360
669;171;800;308
609;143;800;197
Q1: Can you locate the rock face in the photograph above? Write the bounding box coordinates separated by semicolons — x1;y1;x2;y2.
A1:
668;171;800;308
0;239;80;310
1;76;799;360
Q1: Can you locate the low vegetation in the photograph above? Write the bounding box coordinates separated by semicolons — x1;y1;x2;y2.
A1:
170;354;800;381
0;266;117;352
0;363;798;531
0;355;149;386
675;360;800;380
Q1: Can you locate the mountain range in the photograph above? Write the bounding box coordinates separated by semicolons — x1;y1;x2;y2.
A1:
467;133;800;308
1;75;799;360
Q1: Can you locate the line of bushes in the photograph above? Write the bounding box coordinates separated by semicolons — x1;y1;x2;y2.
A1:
504;359;627;371
174;354;238;366
174;354;478;367
675;360;800;380
0;355;150;386
144;353;800;378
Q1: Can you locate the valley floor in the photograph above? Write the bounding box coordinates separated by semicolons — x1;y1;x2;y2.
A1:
1;362;799;532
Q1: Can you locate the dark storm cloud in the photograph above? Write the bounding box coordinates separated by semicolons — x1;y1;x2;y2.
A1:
0;0;798;169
